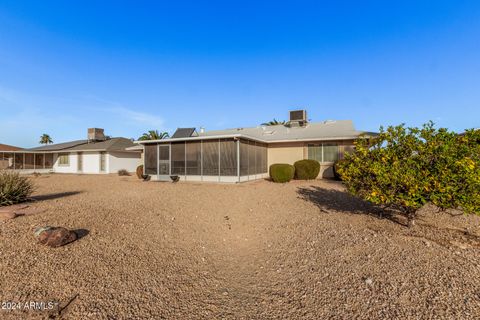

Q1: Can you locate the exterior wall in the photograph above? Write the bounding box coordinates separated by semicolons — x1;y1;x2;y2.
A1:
53;152;103;174
108;152;142;173
53;153;78;173
82;152;103;174
267;140;356;179
267;142;304;167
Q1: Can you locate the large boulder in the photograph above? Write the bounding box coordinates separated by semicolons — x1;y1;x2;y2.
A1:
35;226;78;247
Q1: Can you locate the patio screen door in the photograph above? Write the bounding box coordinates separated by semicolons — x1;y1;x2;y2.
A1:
158;145;170;175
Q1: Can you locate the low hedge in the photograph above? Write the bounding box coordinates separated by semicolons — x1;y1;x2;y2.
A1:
269;164;295;183
294;159;320;180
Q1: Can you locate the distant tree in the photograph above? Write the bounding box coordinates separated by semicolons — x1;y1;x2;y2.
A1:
337;122;480;227
138;130;169;141
39;134;53;145
261;119;286;126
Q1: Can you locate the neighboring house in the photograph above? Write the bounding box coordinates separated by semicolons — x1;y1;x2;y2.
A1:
0;128;142;174
0;143;24;151
137;110;376;182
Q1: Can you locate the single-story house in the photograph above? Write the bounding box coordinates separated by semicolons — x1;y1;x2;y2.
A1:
137;110;375;182
0;128;142;174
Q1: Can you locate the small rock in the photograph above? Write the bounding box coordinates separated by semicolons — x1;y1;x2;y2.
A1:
35;226;78;247
365;278;373;286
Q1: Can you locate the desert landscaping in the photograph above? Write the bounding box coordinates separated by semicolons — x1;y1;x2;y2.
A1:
1;174;480;319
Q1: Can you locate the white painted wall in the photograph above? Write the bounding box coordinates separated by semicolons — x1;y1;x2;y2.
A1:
52;151;105;174
82;152;103;174
53;153;78;173
108;152;141;173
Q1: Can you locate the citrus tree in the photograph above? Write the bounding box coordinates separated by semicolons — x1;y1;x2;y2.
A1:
337;122;480;227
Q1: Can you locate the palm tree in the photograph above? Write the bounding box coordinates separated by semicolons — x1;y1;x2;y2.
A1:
261;119;286;126
138;130;169;141
39;134;53;145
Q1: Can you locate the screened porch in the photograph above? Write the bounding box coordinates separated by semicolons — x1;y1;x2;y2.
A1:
0;152;54;172
143;138;268;182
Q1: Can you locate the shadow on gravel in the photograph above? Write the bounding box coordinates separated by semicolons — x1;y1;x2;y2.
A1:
297;186;406;226
30;191;82;202
74;229;90;239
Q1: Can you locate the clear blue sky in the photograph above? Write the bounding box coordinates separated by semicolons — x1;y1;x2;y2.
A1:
1;1;479;147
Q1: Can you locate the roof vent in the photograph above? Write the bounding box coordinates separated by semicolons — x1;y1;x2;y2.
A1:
88;128;106;142
288;110;307;127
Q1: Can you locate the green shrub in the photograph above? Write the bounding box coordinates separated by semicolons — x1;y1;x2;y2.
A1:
294;159;320;180
118;169;130;176
333;160;346;181
269;164;295;183
337;122;480;227
0;171;35;206
136;165;144;179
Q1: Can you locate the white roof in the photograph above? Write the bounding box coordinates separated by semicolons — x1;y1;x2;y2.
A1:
137;120;375;144
199;120;371;143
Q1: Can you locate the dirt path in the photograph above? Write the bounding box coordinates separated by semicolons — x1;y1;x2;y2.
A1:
1;175;479;319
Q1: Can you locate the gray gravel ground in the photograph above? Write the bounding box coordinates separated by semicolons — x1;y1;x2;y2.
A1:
0;174;479;319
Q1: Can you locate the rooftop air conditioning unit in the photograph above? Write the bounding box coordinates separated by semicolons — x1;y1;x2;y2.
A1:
288;110;308;127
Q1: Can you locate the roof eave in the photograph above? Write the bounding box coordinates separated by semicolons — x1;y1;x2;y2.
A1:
135;133;372;144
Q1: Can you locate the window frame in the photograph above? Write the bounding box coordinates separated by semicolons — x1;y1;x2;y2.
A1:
58;153;70;166
307;143;339;163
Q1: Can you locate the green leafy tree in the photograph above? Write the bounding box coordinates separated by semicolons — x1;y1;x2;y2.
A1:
261;119;286;126
138;130;169;141
39;134;53;145
337;122;480;227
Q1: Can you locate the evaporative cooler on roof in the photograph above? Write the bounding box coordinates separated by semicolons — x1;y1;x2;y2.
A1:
289;110;308;127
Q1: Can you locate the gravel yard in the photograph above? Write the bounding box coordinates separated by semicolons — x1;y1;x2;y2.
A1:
1;174;480;319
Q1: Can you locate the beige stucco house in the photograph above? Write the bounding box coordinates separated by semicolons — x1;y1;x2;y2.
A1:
138;110;375;182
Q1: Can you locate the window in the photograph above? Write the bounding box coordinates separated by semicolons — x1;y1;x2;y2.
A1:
256;142;267;174
14;153;24;169
307;144;322;162
220;139;237;176
35;153;44;169
171;142;186;175
240;140;249;176
323;144;339;162
24;153;34;169
307;144;339;162
58;153;70;166
202;140;219;176
144;144;158;175
44;154;54;169
248;140;256;175
186;141;201;175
